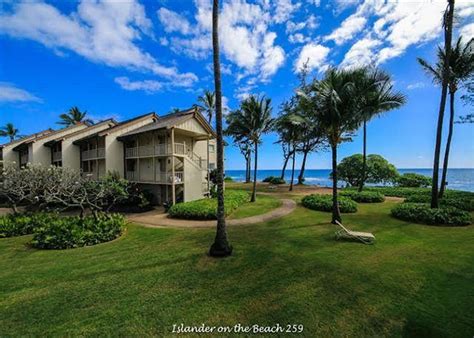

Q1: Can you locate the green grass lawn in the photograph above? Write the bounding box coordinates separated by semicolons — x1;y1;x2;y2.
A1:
228;194;282;219
0;196;473;336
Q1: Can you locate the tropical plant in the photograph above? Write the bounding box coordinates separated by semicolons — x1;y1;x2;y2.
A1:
58;106;93;126
209;0;232;257
418;36;474;198
0;123;19;142
224;119;252;184
197;90;216;124
418;0;455;208
355;68;406;192
298;68;363;223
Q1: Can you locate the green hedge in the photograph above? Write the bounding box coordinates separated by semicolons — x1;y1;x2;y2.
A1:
396;173;431;187
344;186;474;200
0;213;56;238
404;195;474;212
31;213;125;249
391;203;471;226
262;176;285;184
302;194;357;213
339;190;385;203
168;190;249;220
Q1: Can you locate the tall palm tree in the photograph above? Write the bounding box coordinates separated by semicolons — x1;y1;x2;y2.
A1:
209;0;232;257
198;90;216;124
226;96;273;202
299;68;362;223
0;123;19;142
418;36;474;197
425;0;455;208
356;68;406;192
58;106;93;126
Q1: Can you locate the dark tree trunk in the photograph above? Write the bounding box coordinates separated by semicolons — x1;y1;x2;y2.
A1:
280;148;291;180
439;90;455;198
289;145;296;191
331;144;341;224
298;148;308;185
251;141;258;202
431;0;454;209
209;0;232;257
358;120;367;192
246;150;251;183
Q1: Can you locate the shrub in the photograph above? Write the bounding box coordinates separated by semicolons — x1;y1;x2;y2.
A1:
334;154;398;187
31;213;125;249
168;190;249;220
391;203;471;226
112;183;153;213
0;213;56;238
396;173;431;188
404;195;474;212
302;194;357;213
340;190;385;203
224;177;234;182
263;176;285;184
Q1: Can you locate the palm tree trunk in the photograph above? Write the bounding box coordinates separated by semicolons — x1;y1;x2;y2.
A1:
289;145;296;191
358;120;367;192
251;141;258;202
246;152;251;183
431;0;454;209
331;144;341;224
209;0;232;257
439;90;455;198
280;148;291;180
297;148;308;185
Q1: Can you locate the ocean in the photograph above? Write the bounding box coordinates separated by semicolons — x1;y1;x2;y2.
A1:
225;168;474;192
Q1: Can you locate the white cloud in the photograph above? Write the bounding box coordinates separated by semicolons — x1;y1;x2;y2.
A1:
0;83;42;103
114;77;163;93
341;37;381;68
273;0;301;24
407;82;426;90
286;14;318;33
460;23;474;39
0;1;197;87
294;43;330;73
325;15;367;45
289;33;310;44
157;8;192;35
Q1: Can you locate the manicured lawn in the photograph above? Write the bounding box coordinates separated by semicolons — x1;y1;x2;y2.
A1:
228;194;282;219
0;195;473;336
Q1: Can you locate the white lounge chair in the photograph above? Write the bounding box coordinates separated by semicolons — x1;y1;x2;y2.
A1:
335;220;375;244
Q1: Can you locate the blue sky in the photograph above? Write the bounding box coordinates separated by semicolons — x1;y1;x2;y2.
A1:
0;0;473;169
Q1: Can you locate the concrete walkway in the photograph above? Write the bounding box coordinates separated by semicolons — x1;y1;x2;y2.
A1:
128;198;297;229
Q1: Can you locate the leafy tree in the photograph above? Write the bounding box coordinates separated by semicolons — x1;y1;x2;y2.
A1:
225;114;252;184
355;68;406;192
298;68;363;223
209;0;232;257
336;154;398;187
418;36;474;197
227;96;273;201
396;173;431;188
58;106;93;126
197;90;216;124
418;0;455;208
0;123;19;142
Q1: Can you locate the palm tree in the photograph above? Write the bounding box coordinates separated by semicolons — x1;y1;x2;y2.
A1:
209;0;232;257
0;123;19;142
418;37;474;198
58;106;93;126
356;68;406;192
299;68;362;223
423;0;455;208
198;90;216;124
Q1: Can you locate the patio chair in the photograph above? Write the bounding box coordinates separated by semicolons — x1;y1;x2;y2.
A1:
334;220;375;245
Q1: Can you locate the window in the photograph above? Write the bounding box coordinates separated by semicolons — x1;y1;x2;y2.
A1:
209;144;215;153
208;163;215;170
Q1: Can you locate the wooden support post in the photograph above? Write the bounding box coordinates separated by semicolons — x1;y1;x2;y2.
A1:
136;136;140;182
152;131;156;182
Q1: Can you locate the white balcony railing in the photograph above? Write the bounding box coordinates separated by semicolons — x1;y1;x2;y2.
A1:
125;143;187;159
52;151;62;162
82;148;105;160
125;171;184;184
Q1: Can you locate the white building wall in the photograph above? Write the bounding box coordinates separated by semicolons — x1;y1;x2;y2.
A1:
1;145;19;167
183;158;205;202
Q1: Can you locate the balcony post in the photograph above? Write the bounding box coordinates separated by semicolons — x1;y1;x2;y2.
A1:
136;136;140;182
152;131;156;182
171;127;176;205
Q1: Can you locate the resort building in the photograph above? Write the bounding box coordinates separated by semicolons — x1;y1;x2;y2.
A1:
0;108;216;205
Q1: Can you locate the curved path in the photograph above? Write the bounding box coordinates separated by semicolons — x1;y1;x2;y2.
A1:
128;198;296;229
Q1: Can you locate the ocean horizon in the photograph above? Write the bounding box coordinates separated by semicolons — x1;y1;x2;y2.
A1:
225;168;474;192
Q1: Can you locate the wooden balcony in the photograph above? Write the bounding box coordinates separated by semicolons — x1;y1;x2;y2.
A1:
82;148;105;160
125;143;186;159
